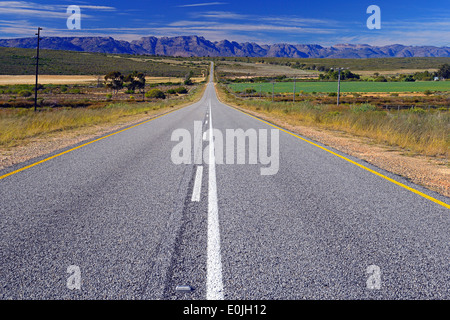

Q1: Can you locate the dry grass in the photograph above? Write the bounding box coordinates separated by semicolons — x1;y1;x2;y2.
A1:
218;84;449;158
0;84;206;147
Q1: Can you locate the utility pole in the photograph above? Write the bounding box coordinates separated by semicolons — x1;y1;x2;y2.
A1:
34;27;43;112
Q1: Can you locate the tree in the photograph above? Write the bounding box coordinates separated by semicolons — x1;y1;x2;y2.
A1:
125;71;146;98
403;75;415;82
184;70;194;85
437;64;450;79
319;69;360;81
104;71;124;94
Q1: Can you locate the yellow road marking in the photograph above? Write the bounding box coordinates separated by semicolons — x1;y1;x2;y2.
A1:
229;105;450;210
0;109;179;181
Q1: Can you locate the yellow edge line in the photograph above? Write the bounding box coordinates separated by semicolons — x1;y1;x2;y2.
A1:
0;109;179;181
230;105;450;210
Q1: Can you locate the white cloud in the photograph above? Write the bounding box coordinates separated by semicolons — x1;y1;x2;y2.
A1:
177;2;228;8
0;1;115;19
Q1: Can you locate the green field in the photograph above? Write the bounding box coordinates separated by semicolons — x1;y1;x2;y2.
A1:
230;81;450;93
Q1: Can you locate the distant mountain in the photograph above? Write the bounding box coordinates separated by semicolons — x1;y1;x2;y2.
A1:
1;35;449;58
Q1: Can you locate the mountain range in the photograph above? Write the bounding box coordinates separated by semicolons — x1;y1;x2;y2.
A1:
1;35;449;59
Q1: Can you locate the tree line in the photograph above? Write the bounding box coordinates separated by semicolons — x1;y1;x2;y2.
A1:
104;70;195;100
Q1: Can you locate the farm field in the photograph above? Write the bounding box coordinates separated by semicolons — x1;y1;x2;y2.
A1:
229;80;450;93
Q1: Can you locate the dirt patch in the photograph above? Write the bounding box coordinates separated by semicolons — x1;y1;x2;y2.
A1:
216;87;449;198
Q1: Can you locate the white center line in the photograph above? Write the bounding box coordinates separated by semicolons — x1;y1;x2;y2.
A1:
203;132;207;141
206;100;224;300
191;165;203;202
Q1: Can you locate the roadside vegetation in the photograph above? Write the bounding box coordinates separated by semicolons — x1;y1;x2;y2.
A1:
217;83;449;158
0;80;206;147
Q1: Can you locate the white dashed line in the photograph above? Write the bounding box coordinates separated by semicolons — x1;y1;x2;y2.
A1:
191;165;203;202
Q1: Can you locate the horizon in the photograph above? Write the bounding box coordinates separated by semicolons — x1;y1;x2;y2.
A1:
0;1;449;47
1;34;450;49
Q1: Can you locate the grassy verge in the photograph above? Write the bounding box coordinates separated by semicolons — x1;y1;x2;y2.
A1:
217;84;449;158
0;84;206;147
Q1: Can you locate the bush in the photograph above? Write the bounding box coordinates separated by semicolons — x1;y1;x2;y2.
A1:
69;88;81;94
145;89;166;99
19;90;32;97
408;107;426;114
175;86;188;94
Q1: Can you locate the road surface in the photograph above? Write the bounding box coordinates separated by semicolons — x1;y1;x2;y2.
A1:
0;64;449;300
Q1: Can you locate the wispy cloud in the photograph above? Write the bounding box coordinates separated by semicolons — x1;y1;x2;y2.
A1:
177;2;228;8
0;1;115;19
194;11;248;19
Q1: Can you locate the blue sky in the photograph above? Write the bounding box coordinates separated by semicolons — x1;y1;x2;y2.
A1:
0;0;449;46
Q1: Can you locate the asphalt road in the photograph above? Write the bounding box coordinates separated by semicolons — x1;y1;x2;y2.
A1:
0;64;449;300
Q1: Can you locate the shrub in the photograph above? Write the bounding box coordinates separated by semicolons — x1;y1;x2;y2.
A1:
19;90;32;97
69;88;81;94
408;107;426;114
175;86;188;94
145;89;166;99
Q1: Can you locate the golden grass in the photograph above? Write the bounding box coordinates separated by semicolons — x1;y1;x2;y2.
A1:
0;84;206;147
